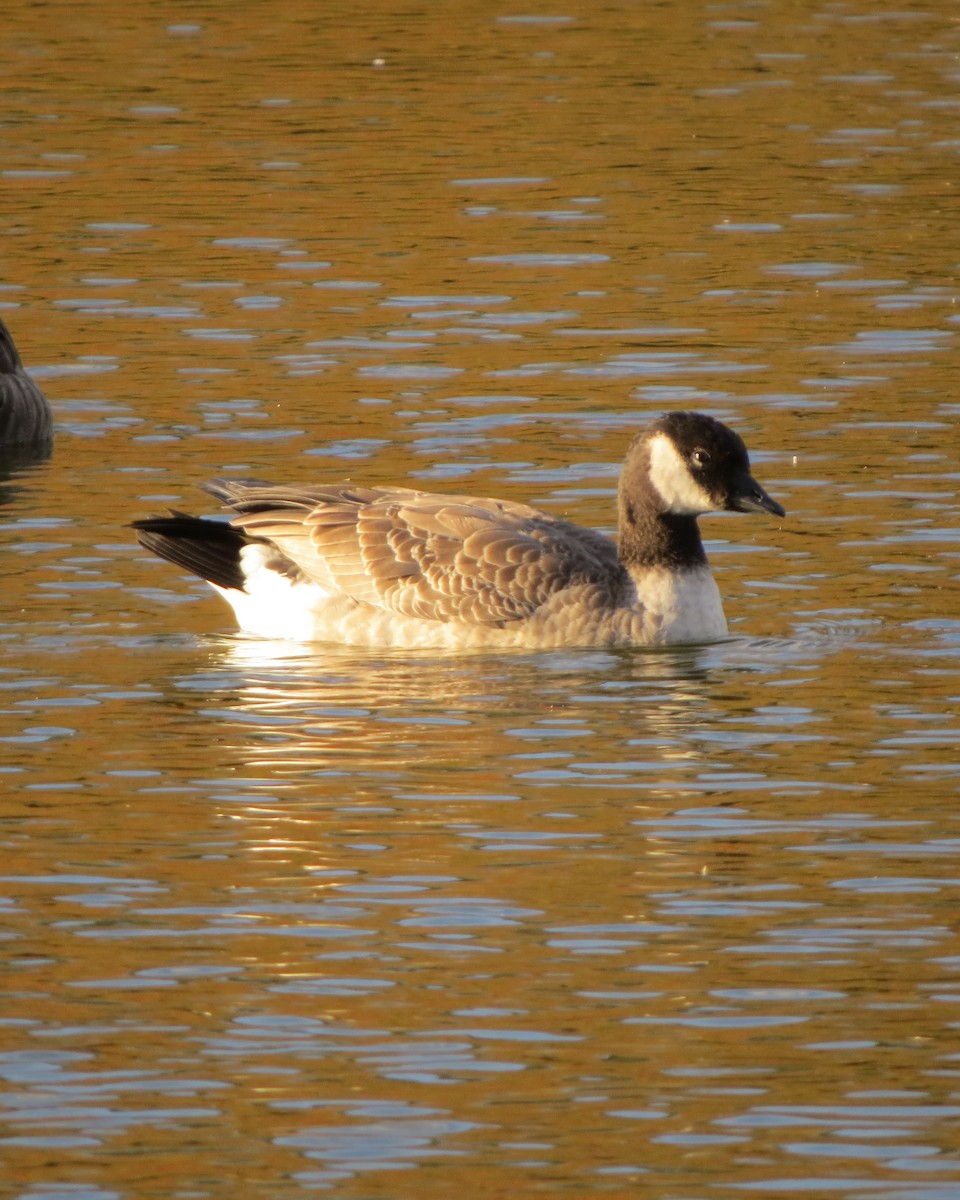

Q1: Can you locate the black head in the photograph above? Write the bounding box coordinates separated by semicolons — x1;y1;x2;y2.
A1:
643;411;785;518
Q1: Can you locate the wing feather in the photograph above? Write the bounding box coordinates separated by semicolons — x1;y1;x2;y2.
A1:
210;480;626;627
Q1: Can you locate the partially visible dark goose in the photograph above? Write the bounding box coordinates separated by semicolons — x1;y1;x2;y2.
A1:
0;317;53;446
133;412;786;651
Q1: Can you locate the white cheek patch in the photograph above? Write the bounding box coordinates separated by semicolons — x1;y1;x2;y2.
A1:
647;433;716;515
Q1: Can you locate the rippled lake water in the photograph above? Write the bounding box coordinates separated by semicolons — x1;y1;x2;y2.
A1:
2;2;960;1197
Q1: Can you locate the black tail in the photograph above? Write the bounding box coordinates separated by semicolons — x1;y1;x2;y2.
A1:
132;514;250;591
0;317;53;446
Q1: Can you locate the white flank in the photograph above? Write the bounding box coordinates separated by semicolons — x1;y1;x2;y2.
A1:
211;543;329;642
647;432;715;515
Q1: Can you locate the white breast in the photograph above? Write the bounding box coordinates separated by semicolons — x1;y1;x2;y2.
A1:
628;564;728;643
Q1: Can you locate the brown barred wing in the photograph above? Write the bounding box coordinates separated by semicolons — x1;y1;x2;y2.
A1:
207;480;626;628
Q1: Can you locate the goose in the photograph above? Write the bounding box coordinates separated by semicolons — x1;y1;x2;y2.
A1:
133;411;785;650
0;317;53;446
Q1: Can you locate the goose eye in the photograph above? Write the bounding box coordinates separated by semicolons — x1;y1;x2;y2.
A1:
691;449;709;468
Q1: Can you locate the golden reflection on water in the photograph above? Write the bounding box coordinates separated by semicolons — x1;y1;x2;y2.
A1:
3;0;960;1195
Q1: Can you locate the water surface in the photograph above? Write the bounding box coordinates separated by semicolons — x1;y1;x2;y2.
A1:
2;2;960;1197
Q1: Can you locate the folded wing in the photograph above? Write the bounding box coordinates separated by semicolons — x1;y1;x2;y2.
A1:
204;479;627;627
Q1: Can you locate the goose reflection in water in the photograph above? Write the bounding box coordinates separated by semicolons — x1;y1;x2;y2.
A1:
190;634;733;783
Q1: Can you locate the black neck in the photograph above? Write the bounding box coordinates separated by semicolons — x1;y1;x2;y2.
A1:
617;502;707;570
